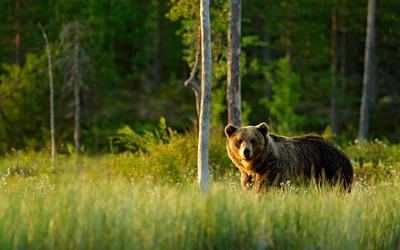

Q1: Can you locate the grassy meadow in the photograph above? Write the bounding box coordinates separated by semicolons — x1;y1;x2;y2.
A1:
1;126;400;249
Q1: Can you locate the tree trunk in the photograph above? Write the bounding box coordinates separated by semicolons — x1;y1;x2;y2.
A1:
73;37;81;158
15;0;22;66
227;0;242;127
359;0;376;140
198;0;211;192
39;23;56;169
331;5;339;135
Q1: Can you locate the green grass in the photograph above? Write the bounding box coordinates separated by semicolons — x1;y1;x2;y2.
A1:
0;171;399;250
1;128;400;249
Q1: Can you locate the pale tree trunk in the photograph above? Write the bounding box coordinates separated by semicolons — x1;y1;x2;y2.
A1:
331;5;339;135
198;0;211;192
39;23;56;169
227;0;242;127
359;0;376;140
73;38;81;158
60;20;89;164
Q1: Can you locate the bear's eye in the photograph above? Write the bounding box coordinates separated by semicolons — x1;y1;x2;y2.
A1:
236;139;243;147
250;139;256;144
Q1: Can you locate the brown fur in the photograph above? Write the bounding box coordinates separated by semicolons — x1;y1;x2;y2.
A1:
225;123;354;192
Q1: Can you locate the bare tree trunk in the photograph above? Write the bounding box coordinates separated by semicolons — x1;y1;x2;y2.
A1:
331;5;339;135
359;0;376;140
198;0;211;192
73;39;81;158
39;23;56;169
227;0;242;127
15;0;22;66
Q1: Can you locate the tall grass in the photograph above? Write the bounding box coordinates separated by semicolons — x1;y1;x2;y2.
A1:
1;124;400;249
0;173;399;249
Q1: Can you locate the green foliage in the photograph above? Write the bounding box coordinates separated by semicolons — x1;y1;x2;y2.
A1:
345;139;400;182
0;53;50;152
109;118;232;184
0;0;400;154
259;58;304;134
0;129;399;249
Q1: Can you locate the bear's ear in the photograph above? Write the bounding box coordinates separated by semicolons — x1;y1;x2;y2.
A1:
224;124;238;137
256;122;269;135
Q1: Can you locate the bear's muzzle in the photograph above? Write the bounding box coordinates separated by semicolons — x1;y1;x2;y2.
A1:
240;147;253;160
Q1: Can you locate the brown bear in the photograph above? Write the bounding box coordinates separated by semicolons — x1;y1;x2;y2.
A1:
224;123;354;192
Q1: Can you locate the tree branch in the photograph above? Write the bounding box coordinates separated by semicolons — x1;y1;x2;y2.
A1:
184;27;202;117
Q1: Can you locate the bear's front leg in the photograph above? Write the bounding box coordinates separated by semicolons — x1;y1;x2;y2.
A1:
240;170;255;190
254;173;266;193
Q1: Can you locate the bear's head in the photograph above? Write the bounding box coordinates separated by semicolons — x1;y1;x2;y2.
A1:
224;123;269;164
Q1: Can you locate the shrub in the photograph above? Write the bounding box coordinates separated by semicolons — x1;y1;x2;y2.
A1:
345;139;400;182
109;118;233;184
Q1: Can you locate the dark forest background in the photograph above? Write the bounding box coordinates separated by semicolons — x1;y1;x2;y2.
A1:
0;0;399;154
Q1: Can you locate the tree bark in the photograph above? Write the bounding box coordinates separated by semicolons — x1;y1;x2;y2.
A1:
227;0;242;127
198;0;211;192
73;29;81;158
359;0;376;140
331;5;339;135
39;23;56;169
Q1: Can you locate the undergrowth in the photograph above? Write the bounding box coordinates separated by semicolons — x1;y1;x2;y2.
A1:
1;119;399;185
0;121;400;249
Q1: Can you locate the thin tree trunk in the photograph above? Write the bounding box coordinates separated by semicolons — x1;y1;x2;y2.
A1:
15;0;22;66
331;5;339;135
359;0;376;140
73;38;81;158
198;0;211;192
227;0;242;127
39;23;56;169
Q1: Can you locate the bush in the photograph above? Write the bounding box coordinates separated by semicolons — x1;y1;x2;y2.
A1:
108;118;233;184
345;139;400;182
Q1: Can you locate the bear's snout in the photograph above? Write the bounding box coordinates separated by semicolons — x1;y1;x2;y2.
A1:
240;146;253;160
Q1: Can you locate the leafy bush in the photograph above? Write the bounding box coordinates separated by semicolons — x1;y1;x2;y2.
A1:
108;118;233;184
345;139;400;182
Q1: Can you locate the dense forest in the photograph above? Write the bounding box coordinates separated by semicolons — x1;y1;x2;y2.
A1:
0;0;399;154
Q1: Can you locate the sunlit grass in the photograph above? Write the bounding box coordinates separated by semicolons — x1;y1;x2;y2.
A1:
0;172;399;249
1;136;399;249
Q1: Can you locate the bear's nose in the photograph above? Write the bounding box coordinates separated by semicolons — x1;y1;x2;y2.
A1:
243;148;251;159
